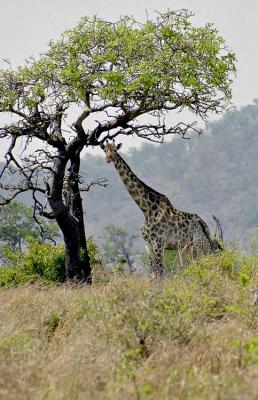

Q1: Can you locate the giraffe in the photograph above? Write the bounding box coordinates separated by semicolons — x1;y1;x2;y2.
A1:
103;140;221;277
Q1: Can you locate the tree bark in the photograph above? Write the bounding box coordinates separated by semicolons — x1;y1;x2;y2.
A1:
65;149;91;282
47;148;91;282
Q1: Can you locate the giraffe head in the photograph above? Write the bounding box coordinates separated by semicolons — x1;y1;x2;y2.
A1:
103;140;122;163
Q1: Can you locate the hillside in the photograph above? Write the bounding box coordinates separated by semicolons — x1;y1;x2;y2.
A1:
83;101;258;249
0;252;257;399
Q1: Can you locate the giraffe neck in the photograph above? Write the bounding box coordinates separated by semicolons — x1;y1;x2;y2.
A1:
112;152;152;215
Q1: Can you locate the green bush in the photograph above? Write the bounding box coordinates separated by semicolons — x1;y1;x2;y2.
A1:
0;236;100;286
23;238;66;282
0;238;66;286
87;236;101;267
0;266;39;287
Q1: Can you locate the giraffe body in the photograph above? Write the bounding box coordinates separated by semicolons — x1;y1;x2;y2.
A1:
103;141;220;276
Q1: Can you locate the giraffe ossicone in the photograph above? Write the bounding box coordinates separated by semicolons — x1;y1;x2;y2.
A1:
103;140;222;277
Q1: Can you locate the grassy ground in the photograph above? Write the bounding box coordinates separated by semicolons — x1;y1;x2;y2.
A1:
0;250;258;399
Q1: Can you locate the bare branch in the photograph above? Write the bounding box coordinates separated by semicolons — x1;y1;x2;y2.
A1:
0;180;46;205
32;190;57;244
132;121;201;141
80;178;108;192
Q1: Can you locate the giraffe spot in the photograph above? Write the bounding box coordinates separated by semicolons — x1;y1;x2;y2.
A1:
130;191;139;199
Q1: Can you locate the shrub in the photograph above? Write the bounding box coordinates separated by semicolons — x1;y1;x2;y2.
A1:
87;236;101;267
0;236;100;286
0;266;39;287
22;238;66;282
0;238;66;286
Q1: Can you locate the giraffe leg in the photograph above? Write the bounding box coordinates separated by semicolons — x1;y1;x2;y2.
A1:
145;242;156;274
177;249;185;268
154;250;165;278
146;239;165;278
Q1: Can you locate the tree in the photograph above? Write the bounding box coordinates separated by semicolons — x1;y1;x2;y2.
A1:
0;200;59;250
101;224;138;272
0;10;236;281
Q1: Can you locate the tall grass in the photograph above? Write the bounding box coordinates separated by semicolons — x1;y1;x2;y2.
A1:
0;249;257;399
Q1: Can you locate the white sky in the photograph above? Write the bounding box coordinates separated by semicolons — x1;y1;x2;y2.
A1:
0;0;257;155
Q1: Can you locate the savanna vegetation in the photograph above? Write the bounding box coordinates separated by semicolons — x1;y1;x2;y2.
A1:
0;250;257;399
1;9;258;400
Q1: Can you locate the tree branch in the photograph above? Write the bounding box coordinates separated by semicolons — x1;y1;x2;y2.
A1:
80;178;108;192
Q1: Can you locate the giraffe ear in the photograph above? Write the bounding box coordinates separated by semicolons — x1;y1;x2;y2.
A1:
117;143;122;150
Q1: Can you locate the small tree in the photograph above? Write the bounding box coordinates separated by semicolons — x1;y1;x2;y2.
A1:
0;200;59;250
102;224;138;272
0;10;236;281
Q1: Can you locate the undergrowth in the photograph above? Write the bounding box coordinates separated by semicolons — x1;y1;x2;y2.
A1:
0;237;99;286
0;248;257;399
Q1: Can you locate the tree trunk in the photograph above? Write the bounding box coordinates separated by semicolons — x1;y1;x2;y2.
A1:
65;150;91;282
56;212;84;279
47;148;91;282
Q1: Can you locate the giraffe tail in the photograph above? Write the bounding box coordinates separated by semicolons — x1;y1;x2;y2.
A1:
211;215;224;251
212;215;223;243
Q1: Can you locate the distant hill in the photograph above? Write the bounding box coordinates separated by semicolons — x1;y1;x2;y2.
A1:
83;101;258;249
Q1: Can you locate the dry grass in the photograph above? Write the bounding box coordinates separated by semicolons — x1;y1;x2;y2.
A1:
0;252;258;399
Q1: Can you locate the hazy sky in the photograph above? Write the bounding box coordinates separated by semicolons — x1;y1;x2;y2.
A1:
0;0;257;155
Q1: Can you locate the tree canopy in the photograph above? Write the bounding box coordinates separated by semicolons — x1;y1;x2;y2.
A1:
0;10;235;150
